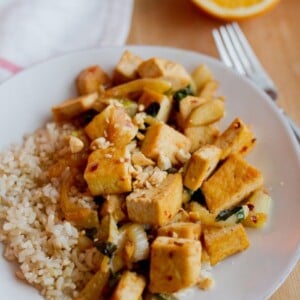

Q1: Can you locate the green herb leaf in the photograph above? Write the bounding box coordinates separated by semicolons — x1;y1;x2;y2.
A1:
173;85;194;112
216;206;244;222
95;241;117;258
145;102;160;117
236;209;245;223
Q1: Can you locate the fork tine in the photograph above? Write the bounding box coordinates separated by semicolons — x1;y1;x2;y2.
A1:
212;29;233;69
218;26;246;75
225;24;252;74
231;22;264;73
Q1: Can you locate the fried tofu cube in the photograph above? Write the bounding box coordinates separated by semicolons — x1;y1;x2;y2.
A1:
52;93;98;122
202;154;264;214
76;65;111;95
126;174;182;226
113;50;143;84
139;88;172;122
84;105;137;145
183;145;222;191
158;222;201;240
176;96;208;129
184;125;219;152
137;57;192;90
141;122;191;164
111;271;146;300
203;224;250;265
186;99;225;127
201;247;210;263
215;117;256;160
149;236;201;293
84;105;112;140
84;146;132;195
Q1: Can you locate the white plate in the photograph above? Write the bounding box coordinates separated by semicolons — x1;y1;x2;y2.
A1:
0;46;299;300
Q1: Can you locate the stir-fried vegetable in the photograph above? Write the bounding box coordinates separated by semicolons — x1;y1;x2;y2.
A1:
105;78;172;97
60;171;99;228
95;241;117;258
75;256;110;300
216;206;246;223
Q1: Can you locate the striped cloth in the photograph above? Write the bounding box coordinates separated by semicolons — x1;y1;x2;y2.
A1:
0;0;133;82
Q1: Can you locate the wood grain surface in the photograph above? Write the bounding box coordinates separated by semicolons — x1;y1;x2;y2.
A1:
127;0;300;299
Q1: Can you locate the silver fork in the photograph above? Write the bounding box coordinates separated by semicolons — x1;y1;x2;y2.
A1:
213;22;300;144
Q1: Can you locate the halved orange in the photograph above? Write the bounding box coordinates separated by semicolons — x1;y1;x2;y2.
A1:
191;0;281;21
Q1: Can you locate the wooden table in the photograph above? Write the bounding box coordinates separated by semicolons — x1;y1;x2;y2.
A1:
127;0;300;299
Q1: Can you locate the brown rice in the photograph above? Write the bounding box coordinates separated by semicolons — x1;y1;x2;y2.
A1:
0;122;95;299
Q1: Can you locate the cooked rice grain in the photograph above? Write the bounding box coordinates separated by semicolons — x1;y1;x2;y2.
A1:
0;122;94;299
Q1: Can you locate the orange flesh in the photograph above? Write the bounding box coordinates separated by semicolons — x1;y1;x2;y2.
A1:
212;0;263;8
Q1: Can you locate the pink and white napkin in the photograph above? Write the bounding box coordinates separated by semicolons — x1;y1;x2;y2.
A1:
0;0;133;82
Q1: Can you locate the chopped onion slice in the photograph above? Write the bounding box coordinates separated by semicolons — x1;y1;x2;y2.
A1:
126;223;149;262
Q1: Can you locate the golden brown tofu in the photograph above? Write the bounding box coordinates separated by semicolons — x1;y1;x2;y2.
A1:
141;122;191;164
84;146;132;195
149;236;201;293
158;222;201;240
139;88;172;122
111;271;146;300
176;96;208;129
84;105;137;145
184;125;219;152
186;99;225;127
202;154;264;214
137;57;192;90
84;105;112;140
52;93;98;122
215;117;256;160
203;224;250;265
126;173;182;226
201;247;210;263
76;65;111;95
183;145;222;191
113;50;143;84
